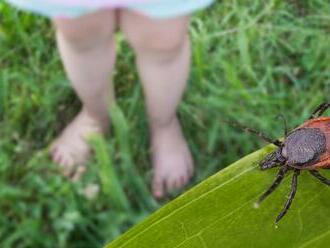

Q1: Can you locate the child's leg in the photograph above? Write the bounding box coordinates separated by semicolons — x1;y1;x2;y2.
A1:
120;10;193;198
51;10;116;179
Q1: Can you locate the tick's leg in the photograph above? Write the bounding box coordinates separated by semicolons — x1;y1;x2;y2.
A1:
257;166;289;204
260;162;279;171
229;121;283;147
276;114;288;137
309;170;330;186
275;169;300;223
309;102;330;119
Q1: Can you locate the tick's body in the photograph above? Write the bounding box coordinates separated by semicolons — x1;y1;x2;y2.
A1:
291;117;330;170
239;103;330;223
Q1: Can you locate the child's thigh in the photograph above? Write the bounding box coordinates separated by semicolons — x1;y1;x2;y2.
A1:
119;10;190;52
53;9;116;44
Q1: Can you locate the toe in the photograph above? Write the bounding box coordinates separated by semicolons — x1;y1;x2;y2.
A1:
57;154;67;168
180;175;188;187
71;166;86;182
152;176;165;199
61;153;73;167
166;176;180;193
55;152;75;177
174;178;182;189
51;148;61;164
63;159;75;176
165;178;174;192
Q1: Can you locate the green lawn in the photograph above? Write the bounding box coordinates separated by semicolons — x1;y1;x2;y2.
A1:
1;0;330;247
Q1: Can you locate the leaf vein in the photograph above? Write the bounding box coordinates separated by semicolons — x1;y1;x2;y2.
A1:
299;228;330;248
119;166;257;247
174;198;256;248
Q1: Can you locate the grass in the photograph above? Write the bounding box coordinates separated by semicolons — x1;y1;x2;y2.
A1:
1;0;330;247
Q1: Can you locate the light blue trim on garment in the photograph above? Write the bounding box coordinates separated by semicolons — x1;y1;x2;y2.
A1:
127;0;215;19
5;0;93;18
5;0;215;19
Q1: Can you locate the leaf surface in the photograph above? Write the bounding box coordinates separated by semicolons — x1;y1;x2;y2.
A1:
106;146;330;248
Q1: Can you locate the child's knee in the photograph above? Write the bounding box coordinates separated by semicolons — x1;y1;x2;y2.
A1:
121;11;189;57
53;10;115;50
127;28;188;56
144;33;188;55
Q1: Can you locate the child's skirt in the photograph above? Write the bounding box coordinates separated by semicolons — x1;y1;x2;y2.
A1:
5;0;215;19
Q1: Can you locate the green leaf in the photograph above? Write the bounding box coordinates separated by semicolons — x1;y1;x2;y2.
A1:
106;145;330;248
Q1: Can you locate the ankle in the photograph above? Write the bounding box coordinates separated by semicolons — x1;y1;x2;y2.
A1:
150;116;180;136
150;115;175;129
81;107;109;129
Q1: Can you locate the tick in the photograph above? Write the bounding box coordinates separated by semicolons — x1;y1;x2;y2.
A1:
235;102;330;223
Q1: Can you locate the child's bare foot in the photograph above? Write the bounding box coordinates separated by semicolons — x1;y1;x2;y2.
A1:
151;117;194;198
50;108;108;180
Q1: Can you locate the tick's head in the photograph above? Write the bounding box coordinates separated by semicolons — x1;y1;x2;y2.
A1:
260;148;286;170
